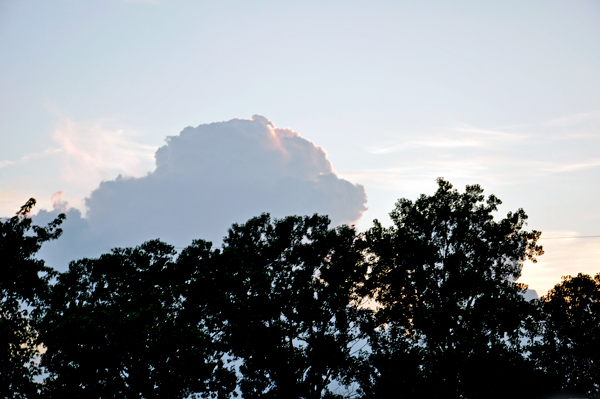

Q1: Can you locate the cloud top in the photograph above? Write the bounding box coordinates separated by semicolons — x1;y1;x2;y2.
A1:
37;116;367;268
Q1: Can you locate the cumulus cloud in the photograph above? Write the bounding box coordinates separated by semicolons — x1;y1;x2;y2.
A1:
35;206;92;267
36;115;367;269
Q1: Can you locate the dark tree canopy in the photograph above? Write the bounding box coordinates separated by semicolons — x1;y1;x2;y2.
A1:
39;240;234;399
530;272;600;398
362;178;544;398
5;181;599;399
178;214;372;399
0;199;64;399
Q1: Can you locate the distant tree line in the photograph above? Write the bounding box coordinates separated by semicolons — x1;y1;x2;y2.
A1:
2;179;599;399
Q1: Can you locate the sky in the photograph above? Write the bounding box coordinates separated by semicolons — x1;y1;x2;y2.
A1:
1;0;599;295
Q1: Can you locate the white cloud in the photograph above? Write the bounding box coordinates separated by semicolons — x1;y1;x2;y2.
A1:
0;117;156;216
542;159;600;173
356;111;600;197
349;112;600;295
50;190;69;212
0;160;15;168
368;138;480;154
541;110;600;140
36;116;367;270
453;125;526;141
0;149;61;170
52;118;157;190
367;123;526;155
19;148;63;162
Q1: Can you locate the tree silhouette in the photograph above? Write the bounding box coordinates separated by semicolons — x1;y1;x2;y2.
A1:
177;214;372;398
39;240;234;399
363;178;544;398
7;188;596;398
0;199;64;399
531;272;600;398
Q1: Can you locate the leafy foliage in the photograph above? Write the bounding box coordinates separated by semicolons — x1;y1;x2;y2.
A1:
530;273;600;398
178;214;372;398
363;178;544;398
5;181;599;399
0;199;64;399
39;240;233;399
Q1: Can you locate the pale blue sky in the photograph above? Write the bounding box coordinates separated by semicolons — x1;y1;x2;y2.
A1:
1;0;599;294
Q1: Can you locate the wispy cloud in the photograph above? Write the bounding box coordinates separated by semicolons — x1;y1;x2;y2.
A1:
20;148;63;162
540;110;600;140
0;160;15;168
359;111;600;189
542;159;600;173
453;125;527;141
52;118;157;190
50;190;69;212
368;138;480;154
0;148;62;168
545;110;600;127
367;122;529;155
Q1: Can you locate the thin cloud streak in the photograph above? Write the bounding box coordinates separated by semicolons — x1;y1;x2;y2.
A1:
52;118;157;190
542;159;600;173
359;112;600;188
368;139;481;154
348;111;600;294
453;126;527;141
367;123;529;155
545;109;600;127
20;148;64;162
0;148;63;169
0;160;15;168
